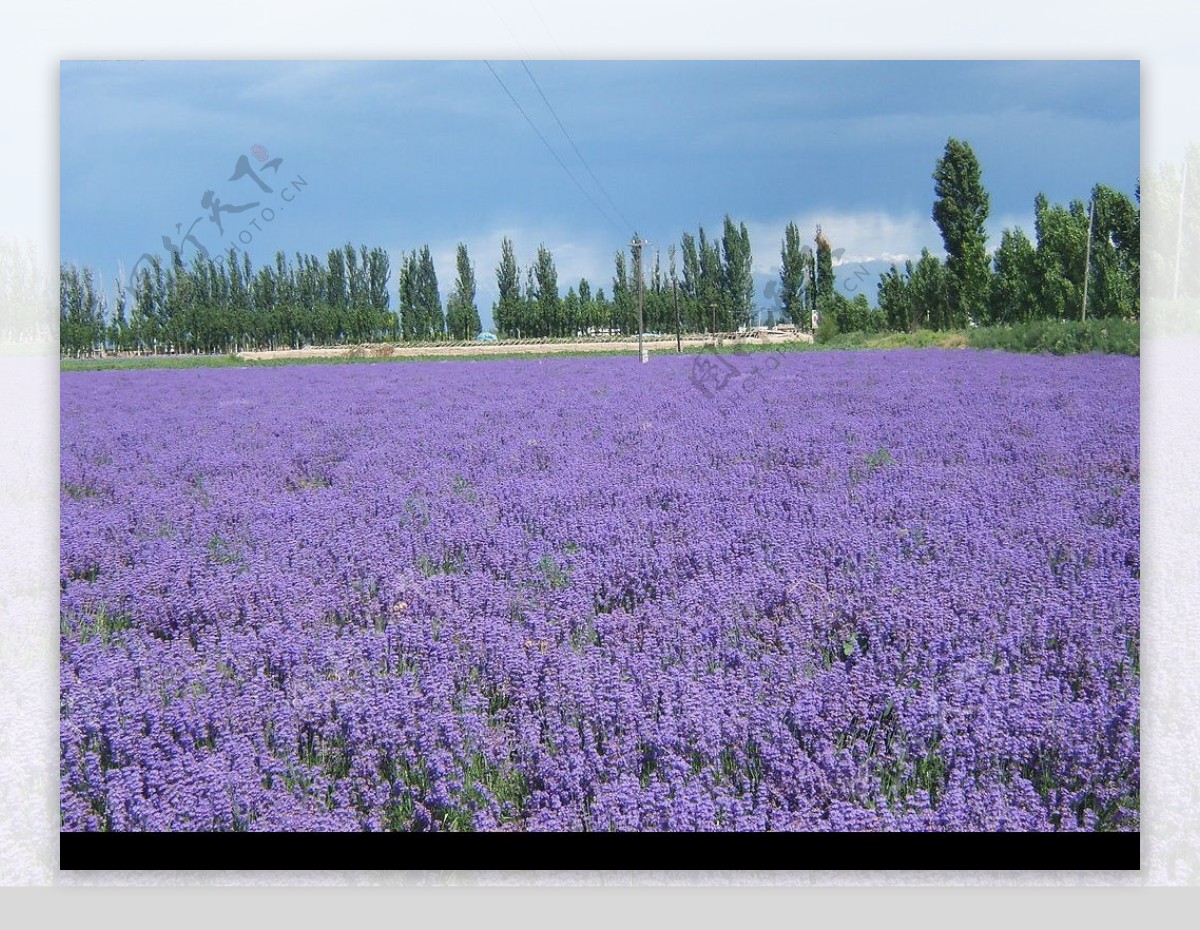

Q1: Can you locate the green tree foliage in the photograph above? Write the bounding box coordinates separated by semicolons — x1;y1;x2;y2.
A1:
411;245;443;340
989;227;1039;325
666;245;683;338
593;286;609;334
721;215;754;331
367;247;392;336
873;249;951;333
698;228;723;332
877;264;911;332
59;263;105;356
326;246;347;325
815;228;834;301
877;168;1138;333
562;286;581;337
494;237;522;338
837;293;881;333
669;222;757;334
679;231;703;331
1086;184;1140;320
576;276;604;336
446;243;481;340
107;276;132;352
63;243;398;356
1033;192;1089;322
531;244;562;337
779;221;811;331
814;309;840;344
909;249;951;331
612;250;634;335
932;137;991;326
645;249;671;333
1142;146;1198;300
399;250;418;341
62;135;1140;355
813;228;836;329
131;257;161;350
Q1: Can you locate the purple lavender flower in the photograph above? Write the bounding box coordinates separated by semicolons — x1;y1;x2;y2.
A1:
60;350;1140;831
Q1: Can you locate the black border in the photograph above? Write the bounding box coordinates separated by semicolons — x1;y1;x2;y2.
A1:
60;829;1140;871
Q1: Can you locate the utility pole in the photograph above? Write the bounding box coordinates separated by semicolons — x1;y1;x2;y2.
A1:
631;234;648;363
1174;155;1189;301
669;244;682;353
1082;195;1095;322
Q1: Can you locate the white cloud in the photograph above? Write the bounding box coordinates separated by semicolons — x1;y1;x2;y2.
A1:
739;209;1043;272
419;224;615;298
742;211;945;273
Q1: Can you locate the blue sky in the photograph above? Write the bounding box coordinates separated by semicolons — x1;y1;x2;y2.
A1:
60;60;1139;326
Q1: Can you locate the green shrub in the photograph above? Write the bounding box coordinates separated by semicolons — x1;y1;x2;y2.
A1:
815;314;841;345
967;319;1139;356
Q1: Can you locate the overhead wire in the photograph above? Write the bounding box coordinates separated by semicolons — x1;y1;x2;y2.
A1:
518;60;635;233
482;60;625;235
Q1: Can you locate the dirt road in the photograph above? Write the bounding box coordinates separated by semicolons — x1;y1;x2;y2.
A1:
237;333;812;362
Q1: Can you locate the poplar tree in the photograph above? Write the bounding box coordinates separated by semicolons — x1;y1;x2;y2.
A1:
814;227;835;321
399;250;418;340
612;251;632;335
698;228;723;332
932;137;991;326
494;236;521;338
415;245;443;339
779;221;809;330
989;227;1038;325
533;244;560;338
446;243;480;340
721;215;754;331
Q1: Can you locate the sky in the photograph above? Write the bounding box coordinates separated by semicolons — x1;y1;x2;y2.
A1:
60;60;1140;327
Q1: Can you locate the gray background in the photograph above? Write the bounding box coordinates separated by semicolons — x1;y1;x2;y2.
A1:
2;0;1196;905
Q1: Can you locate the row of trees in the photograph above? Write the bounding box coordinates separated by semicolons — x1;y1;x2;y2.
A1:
61;214;786;354
490;216;758;339
61;244;398;356
60;138;1140;355
1141;143;1200;302
492;235;646;339
875;139;1140;333
485;139;1140;345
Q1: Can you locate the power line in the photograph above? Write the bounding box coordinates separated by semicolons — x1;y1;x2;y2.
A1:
482;60;624;235
525;1;566;58
518;60;635;232
483;0;525;53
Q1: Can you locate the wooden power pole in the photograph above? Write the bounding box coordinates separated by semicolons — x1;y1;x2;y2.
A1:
669;244;682;353
1175;156;1189;301
1082;195;1095;322
631;235;647;363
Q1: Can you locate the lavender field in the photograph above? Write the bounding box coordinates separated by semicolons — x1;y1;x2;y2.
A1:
59;350;1140;831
